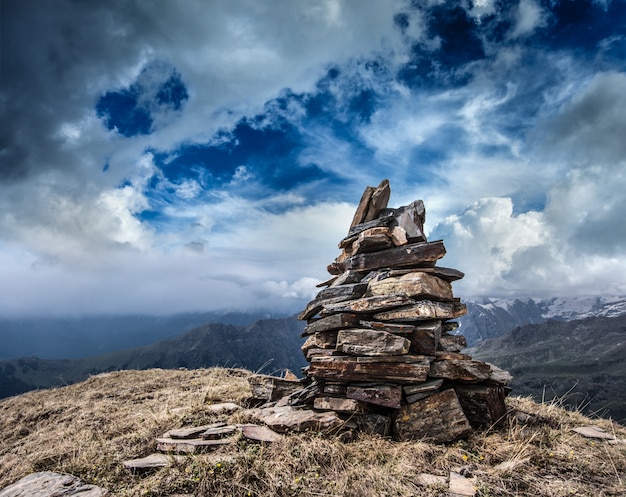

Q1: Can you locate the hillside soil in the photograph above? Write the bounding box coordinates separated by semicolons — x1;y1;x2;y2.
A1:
1;368;625;496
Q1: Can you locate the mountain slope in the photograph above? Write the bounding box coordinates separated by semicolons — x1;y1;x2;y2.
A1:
0;316;306;399
468;314;626;422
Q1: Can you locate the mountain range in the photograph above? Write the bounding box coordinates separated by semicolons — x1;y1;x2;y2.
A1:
459;296;626;346
0;310;288;360
468;314;626;423
0;316;307;399
2;296;626;422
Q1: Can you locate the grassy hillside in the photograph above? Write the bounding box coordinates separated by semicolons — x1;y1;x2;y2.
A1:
1;368;625;496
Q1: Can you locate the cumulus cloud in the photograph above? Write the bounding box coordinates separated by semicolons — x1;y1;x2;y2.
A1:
431;198;547;296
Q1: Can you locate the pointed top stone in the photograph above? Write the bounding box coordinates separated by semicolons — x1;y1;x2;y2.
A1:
350;179;391;228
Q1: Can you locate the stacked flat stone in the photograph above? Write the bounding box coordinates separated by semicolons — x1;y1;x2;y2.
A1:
294;180;511;443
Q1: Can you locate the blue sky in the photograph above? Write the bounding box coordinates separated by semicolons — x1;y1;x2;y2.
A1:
1;0;626;316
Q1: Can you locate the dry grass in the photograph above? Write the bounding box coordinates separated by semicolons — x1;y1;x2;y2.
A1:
1;368;625;496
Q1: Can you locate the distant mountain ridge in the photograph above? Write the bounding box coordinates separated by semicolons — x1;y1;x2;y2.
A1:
0;316;307;399
468;314;626;422
0;310;289;360
459;296;626;346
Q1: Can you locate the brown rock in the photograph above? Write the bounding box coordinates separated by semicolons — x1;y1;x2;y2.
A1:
164;423;225;440
156;437;232;454
308;355;431;384
313;397;368;413
248;375;303;402
358;320;415;334
201;425;238;439
389;226;408;246
302;313;361;335
352;227;395;254
336;329;410;356
341;240;446;273
350;185;375;227
249;405;344;433
374;300;467;322
439;333;467;352
321;294;414;315
239;424;284;442
409;320;442;355
123;453;184;471
393;389;473;443
429;359;491;382
454;385;508;428
346;384;403;409
366;272;453;301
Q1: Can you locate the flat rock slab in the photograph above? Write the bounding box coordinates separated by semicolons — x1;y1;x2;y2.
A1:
342;240;445;273
201;425;238;439
336;329;410;356
374;300;467;322
248;375;303;402
205;402;242;415
314;397;368;413
248;405;343;433
239;424;284;442
303;313;361;335
415;473;447;487
309;355;431;384
455;385;507;428
449;471;476;496
164;423;225;439
346;384;402;409
123;453;185;470
0;472;108;497
572;426;619;440
429;359;491;382
366;271;453;301
156;437;232;454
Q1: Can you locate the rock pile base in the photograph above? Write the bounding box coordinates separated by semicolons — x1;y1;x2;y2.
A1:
249;181;511;443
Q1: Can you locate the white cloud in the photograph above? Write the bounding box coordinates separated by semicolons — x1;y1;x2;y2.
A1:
509;0;548;38
431;198;547;296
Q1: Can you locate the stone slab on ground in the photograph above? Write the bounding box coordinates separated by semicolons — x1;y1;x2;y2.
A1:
572;426;620;441
415;473;447;487
449;471;476;496
239;424;284;442
164;423;225;439
156;437;233;454
205;402;242;415
123;453;185;470
247;405;343;433
0;471;108;497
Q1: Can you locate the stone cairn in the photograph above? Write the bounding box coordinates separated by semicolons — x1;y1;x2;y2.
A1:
248;180;511;443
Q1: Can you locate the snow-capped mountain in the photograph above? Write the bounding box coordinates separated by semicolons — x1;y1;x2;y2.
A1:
459;296;626;346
